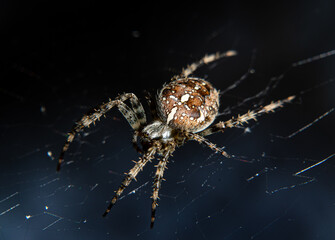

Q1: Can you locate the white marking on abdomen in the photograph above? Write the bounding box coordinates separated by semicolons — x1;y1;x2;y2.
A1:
197;109;205;122
169;95;178;101
167;107;178;124
180;94;190;102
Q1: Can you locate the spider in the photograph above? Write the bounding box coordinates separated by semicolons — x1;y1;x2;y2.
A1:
57;50;295;228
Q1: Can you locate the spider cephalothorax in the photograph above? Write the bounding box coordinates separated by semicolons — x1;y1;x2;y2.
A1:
57;50;295;228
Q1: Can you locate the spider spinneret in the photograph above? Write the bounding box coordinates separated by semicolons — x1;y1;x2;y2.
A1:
57;50;295;228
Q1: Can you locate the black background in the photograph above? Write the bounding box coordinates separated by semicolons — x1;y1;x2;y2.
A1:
1;1;335;240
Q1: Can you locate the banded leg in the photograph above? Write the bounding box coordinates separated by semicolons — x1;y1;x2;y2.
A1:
179;50;237;78
116;93;147;126
188;133;230;158
102;146;157;217
116;101;141;130
57;94;142;171
199;96;296;137
150;149;173;228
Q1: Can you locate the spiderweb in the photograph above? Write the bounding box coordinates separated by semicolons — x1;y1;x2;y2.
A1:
1;2;335;240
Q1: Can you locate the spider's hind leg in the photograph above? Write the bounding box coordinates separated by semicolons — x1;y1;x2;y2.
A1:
177;50;237;79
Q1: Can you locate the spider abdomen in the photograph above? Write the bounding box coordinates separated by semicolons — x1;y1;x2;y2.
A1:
157;77;219;133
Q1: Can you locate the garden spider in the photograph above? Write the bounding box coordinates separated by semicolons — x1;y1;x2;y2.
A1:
57;50;295;228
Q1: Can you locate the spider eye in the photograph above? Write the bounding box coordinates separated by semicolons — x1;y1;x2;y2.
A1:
157;77;219;132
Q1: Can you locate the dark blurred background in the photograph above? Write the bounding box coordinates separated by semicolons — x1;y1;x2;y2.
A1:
1;1;335;240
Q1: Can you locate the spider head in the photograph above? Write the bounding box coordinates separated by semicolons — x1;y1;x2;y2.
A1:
156;77;219;133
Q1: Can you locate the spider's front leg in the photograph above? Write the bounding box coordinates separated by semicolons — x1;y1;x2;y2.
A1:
150;145;175;228
199;96;295;137
188;133;230;158
57;93;146;171
102;146;157;217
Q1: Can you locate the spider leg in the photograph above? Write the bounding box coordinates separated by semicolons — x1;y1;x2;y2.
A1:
57;93;144;171
116;93;147;126
188;133;230;158
150;148;174;228
177;50;237;78
102;146;157;217
199;95;296;137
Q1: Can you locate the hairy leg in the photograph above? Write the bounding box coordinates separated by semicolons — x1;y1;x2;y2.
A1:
102;146;157;217
150;147;174;228
116;93;147;126
188;133;230;158
199;96;295;137
57;93;144;171
178;50;237;78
